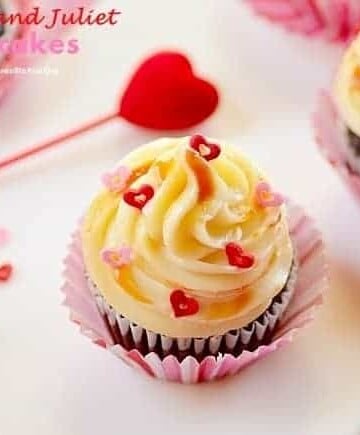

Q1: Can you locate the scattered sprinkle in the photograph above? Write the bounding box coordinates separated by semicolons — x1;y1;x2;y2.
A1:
101;246;133;269
102;166;132;193
255;182;284;208
0;263;13;282
170;289;199;318
189;135;221;161
225;242;255;269
123;184;155;210
0;228;10;247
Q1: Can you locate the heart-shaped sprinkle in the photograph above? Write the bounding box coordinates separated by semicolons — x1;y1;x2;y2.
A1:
0;263;13;282
123;184;155;210
225;243;255;269
0;228;10;247
255;182;284;208
170;289;199;318
101;165;132;193
101;246;133;269
190;135;221;161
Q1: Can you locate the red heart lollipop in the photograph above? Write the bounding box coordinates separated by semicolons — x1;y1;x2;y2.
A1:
0;51;219;171
120;52;219;130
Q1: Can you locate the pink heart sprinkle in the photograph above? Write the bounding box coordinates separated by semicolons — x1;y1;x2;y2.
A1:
100;246;133;269
101;166;132;193
0;228;10;247
255;182;284;208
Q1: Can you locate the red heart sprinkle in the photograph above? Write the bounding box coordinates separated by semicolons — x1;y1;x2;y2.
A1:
119;52;219;130
225;243;255;269
0;263;13;282
190;135;221;161
123;184;155;210
170;289;199;318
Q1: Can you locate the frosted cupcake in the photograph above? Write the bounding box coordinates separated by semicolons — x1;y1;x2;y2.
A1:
81;136;298;361
334;35;360;175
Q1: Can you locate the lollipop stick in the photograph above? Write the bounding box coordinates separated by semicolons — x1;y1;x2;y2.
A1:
0;51;219;171
0;111;119;170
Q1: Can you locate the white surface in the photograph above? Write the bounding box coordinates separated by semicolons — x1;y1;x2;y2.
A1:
0;1;360;434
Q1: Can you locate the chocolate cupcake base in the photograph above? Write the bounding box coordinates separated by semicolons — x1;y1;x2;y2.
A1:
86;262;297;362
344;127;360;176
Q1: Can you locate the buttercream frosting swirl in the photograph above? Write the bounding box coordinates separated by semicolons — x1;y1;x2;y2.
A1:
335;34;360;138
82;137;293;338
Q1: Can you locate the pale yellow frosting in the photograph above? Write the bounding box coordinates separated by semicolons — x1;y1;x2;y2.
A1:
82;137;293;338
335;34;360;137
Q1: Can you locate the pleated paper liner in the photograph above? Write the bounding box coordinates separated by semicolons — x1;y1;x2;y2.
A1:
245;0;360;43
87;262;296;362
314;91;360;201
62;201;328;383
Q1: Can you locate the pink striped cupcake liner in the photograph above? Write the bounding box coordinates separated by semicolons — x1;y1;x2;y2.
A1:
245;0;360;43
62;201;328;383
314;91;360;201
87;263;297;361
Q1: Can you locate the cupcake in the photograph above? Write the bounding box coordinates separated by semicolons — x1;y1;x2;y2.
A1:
315;33;360;202
64;136;327;382
333;34;360;175
245;0;360;43
81;136;298;362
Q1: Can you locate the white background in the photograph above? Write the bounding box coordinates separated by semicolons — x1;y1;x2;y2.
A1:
1;1;360;434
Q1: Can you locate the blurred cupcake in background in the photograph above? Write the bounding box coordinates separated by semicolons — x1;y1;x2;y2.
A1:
245;0;360;43
63;136;328;383
0;0;31;102
334;35;360;174
315;33;360;200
